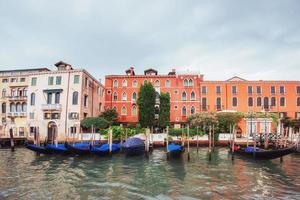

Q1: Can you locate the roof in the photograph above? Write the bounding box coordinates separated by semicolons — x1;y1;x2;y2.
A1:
144;68;158;75
55;61;71;67
0;68;50;73
226;76;247;82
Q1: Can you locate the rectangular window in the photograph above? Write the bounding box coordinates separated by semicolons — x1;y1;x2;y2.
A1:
85;78;88;88
216;86;221;94
10;78;17;82
30;127;35;136
51;113;61;119
31;77;37;86
74;75;80;84
69;112;79;120
201;98;207;111
20;78;25;82
84;95;88;107
2;79;8;83
56;76;62;85
29;112;34;119
232;86;237;94
47;93;52;104
55;93;60;104
297;86;300;94
256;86;262;94
280;86;285;94
70;127;77;134
248;86;253;94
48;77;54;85
271;86;276;94
201;86;207;94
296;112;300;119
44;113;51;119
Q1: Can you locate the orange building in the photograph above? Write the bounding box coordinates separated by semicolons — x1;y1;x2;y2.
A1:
105;68;300;135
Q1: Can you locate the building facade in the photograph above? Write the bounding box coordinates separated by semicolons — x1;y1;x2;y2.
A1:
0;68;50;141
105;68;300;134
26;61;105;142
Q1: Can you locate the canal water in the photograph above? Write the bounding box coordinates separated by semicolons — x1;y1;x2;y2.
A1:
0;148;300;200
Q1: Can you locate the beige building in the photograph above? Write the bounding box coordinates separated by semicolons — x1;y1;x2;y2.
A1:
0;68;49;141
26;61;105;143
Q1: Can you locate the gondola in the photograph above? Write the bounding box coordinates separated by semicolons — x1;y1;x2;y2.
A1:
168;143;184;158
122;137;145;156
233;146;296;160
90;143;120;156
25;143;52;154
45;144;70;154
64;142;92;155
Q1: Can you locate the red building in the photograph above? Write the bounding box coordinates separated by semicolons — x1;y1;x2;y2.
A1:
105;67;300;134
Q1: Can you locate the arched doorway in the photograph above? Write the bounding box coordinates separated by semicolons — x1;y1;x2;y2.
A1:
47;121;57;144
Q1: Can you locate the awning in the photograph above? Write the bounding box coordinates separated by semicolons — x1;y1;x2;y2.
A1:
43;89;63;93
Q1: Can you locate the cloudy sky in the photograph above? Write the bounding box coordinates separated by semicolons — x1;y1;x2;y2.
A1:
0;0;300;82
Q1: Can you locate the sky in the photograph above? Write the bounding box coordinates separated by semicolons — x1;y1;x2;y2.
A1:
0;0;300;83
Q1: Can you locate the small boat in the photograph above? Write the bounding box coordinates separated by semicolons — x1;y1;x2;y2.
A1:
45;144;70;154
25;143;51;154
64;142;92;155
122;137;145;156
90;143;120;155
168;143;184;158
233;146;296;160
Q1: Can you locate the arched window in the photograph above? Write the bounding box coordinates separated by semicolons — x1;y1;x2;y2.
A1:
11;89;16;97
257;97;262;107
132;92;137;101
113;80;118;87
248;97;253;107
22;103;27;112
122;80;127;87
30;93;35;106
297;97;300;106
183;79;188;86
72;91;78;105
132;80;138;87
188;79;194;86
165;80;171;87
191;106;195;115
182;91;187;101
122;92;127;101
263;97;269;109
2;89;6;97
2;103;6;113
113;92;118;101
10;103;16;112
23;89;27;97
154;80;160;87
16;103;22;112
190;91;196;101
143;80;148;84
280;97;285;106
271;97;276;107
121;106;127;116
232;97;238;107
132;106;137;116
182;106;187;116
201;97;207;110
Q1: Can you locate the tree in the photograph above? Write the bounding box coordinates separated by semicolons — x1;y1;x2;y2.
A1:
137;82;156;128
81;117;109;131
158;92;170;129
100;108;118;125
215;112;244;133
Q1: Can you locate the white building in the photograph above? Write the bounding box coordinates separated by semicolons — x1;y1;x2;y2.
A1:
26;61;105;143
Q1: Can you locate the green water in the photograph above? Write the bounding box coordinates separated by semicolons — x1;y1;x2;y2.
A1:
0;148;300;199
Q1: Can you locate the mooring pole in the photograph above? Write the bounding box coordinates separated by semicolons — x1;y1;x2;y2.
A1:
9;129;14;152
196;126;199;154
166;126;169;160
231;124;235;161
212;124;215;152
145;128;150;158
109;127;112;155
209;125;212;161
187;124;190;161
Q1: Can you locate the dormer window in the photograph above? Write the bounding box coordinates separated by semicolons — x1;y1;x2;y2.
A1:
144;68;158;76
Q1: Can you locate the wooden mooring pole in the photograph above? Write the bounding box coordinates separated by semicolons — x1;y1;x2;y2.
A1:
208;125;212;161
109;127;113;155
166;126;169;160
187;125;190;161
9;129;14;152
145;128;150;158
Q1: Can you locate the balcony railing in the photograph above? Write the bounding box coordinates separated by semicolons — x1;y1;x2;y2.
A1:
41;104;62;111
7;112;27;117
7;96;27;101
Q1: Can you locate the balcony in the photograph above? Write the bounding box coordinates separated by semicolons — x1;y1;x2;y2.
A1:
7;96;27;101
41;104;62;111
7;112;27;117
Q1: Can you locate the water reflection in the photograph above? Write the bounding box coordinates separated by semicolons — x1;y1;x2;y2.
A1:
0;148;300;199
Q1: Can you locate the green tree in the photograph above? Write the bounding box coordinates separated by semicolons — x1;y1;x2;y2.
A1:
215;112;244;133
81;117;109;131
137;82;156;128
100;108;118;125
158;92;170;128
